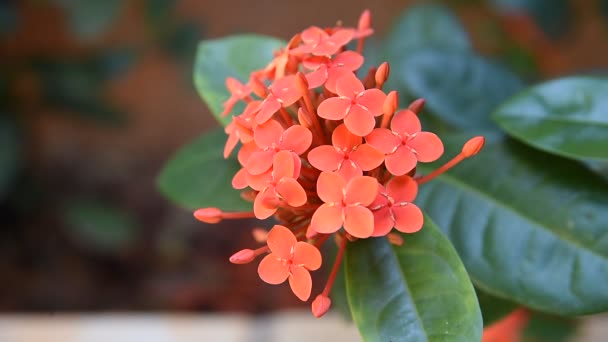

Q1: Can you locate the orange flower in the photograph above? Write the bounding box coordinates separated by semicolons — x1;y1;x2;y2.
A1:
311;172;378;238
369;176;423;237
303;51;364;92
292;26;354;56
366;109;444;176
224;101;261;158
317;72;386;136
258;225;322;301
308;123;383;180
245;120;312;175
254;75;302;124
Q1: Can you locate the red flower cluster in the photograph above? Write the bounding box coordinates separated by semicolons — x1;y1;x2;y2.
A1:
195;10;485;318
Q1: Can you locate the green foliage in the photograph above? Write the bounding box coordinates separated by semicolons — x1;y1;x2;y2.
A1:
157;128;251;211
493;77;608;178
417;133;608;315
523;313;578;342
193;35;285;126
477;289;518;326
345;215;482;342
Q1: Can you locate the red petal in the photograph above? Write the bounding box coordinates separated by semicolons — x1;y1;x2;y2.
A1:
254;189;278;219
345;176;378;206
335;72;364;98
255;98;281;124
310;204;344;234
308;145;343;172
302;56;330;70
305;66;328;88
357;89;387;116
385;146;417;176
317;97;350;120
344;206;374;238
391;109;421;135
393;204;423;233
289;266;312;301
267;225;297;259
301;26;327;44
224;127;239;158
258;254;289;284
336;160;362;181
333;51;364;70
281;125;312;154
324;67;352;94
232;168;249;189
293;241;322;271
332;123;361;150
408;132;444;162
350;144;384;171
365;128;400;154
386;175;418;203
276;178;307;207
316;171;346;203
344;104;376;136
246;150;275;175
272;150;295;180
254;120;284;148
246;170;271;191
237;142;257;166
328;29;354;47
371;207;394;237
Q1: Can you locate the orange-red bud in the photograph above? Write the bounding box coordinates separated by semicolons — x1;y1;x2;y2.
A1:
306;225;319;239
408;98;426;114
252;228;268;243
297;107;313;129
383;91;398;115
462;136;485;157
358;9;372;31
387;233;404;246
249;76;267;98
375;62;390;88
311;294;332;318
194;207;223;224
295;72;309;93
229;249;256;264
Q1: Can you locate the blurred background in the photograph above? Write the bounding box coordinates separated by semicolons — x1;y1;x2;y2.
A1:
1;0;608;339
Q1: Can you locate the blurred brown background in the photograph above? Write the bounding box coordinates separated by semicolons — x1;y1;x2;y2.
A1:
1;0;607;313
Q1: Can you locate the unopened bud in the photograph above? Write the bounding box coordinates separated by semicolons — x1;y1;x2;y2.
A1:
240;190;257;202
295;72;309;93
297;107;313;129
462;136;485;157
252;228;268;243
249;75;267;98
387;233;404;246
194;207;223;224
358;9;371;31
375;62;390;88
312;294;332;318
408;98;426;114
306;225;318;239
363;66;377;89
383;91;398;115
229;249;255;264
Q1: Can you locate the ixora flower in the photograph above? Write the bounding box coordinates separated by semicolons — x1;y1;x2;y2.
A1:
193;10;486;318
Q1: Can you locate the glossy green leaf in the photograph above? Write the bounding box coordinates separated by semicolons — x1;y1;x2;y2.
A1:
476;288;518;326
416;133;608;315
396;49;523;130
194;35;285;126
345;215;482;342
157;128;251;211
523;313;578;342
493;77;608;163
385;3;471;62
0;115;21;200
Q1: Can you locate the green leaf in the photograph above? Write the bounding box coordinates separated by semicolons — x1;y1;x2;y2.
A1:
416;133;608;315
194;35;285;126
385;3;471;62
0;115;21;200
345;215;482;342
493;77;608;171
396;49;523;130
52;0;123;40
523;313;578;342
157;128;251;211
62;199;137;253
476;288;518;326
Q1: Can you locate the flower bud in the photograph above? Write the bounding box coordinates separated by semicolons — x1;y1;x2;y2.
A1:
383;91;398;116
252;228;268;243
194;207;223;224
229;249;255;264
462;136;485;157
312;294;332;318
249;75;267;98
306;225;319;239
408;98;425;114
358;9;372;32
295;72;309;93
375;62;390;88
387;233;404;246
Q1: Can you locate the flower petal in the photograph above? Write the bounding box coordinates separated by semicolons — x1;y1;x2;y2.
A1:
293;241;322;271
232;168;249;189
316;171;346;203
255;98;282;124
371;207;393;237
391;109;421;135
276;178;307;207
408;132;444;162
267;225;297;258
289;266;312;301
324;67;352;94
246;150;275;175
254;120;284;148
350;144;384;171
357;89;387;116
301;26;327;43
308;145;342;172
386;175;418;203
333;51;364;70
332;123;361;150
258;253;289;285
345;176;378;206
344;205;374;238
254;189;278;219
281;125;312;154
393;204;424;233
310;204;344;234
317;97;350;120
305;66;328;88
271;75;300;105
335;72;364;98
272;150;295;180
336;160;362;181
344;104;376;136
385;146;417;176
365;128;400;154
246;170;271;191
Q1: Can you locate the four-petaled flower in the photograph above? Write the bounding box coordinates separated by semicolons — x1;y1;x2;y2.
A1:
222;77;252;116
369;176;423;237
303;51;364;92
254;75;302;124
258;225;322;301
366;109;444;176
292;26;354;56
248;150;307;219
311;172;378;238
308;124;383;180
246;120;312;175
317;72;386;136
